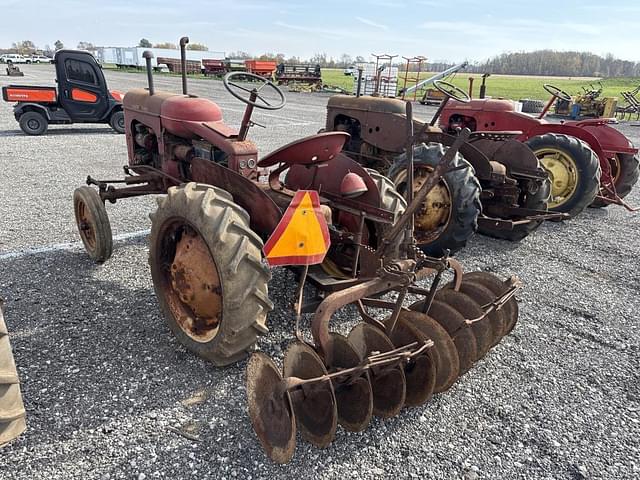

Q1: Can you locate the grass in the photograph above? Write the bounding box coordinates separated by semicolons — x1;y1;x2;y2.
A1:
321;68;640;102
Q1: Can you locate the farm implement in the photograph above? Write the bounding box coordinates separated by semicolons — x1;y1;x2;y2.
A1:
73;37;523;463
441;81;640;213
324;68;564;255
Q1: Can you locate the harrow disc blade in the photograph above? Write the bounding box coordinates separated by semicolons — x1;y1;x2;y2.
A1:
324;333;373;432
410;299;477;375
455;280;506;347
348;323;406;418
246;353;296;464
434;289;492;360
384;316;436;407
399;310;460;393
283;342;337;448
464;272;519;334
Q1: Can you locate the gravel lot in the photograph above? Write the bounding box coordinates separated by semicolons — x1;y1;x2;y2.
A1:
1;64;639;479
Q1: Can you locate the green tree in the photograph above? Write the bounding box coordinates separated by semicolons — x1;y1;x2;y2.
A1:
186;43;208;51
154;42;176;49
54;40;64;50
138;38;152;48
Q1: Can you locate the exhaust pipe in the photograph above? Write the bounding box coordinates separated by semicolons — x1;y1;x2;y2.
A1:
142;51;155;96
179;36;189;95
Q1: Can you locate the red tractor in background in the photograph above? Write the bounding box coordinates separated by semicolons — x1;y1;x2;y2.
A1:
1;50;124;135
440;83;640;215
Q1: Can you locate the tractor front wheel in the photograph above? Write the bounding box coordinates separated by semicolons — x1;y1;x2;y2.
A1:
19;111;48;136
590;153;640;207
526;133;600;218
148;183;272;366
109;110;125;134
73;186;113;262
389;143;481;257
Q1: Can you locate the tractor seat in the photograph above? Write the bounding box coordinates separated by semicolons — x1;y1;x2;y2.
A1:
257;132;350;168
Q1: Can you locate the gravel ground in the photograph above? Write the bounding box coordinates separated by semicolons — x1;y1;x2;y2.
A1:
0;64;639;479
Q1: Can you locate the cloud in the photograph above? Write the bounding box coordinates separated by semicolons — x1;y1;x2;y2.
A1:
355;16;389;30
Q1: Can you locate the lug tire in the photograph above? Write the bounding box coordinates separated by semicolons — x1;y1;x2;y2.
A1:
526;133;600;218
18;111;48;136
364;168;407;255
591;153;640;207
0;306;26;448
479;177;551;241
73;186;113;263
109;110;125;134
388;143;481;257
149;183;273;366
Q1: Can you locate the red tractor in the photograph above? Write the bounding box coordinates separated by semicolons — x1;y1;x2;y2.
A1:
1;50;124;135
440;83;640;216
73;38;521;462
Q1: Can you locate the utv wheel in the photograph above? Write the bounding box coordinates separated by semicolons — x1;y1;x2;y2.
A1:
73;186;113;262
590;153;640;207
389;143;481;257
479;177;551;241
526;133;600;218
19;111;48;136
109;110;125;134
148;183;273;366
0;305;26;448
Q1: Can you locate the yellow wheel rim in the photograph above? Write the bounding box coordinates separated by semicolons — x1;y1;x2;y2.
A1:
536;147;578;208
609;155;621;184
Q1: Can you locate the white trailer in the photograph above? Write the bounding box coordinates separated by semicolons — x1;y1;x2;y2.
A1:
96;47;225;68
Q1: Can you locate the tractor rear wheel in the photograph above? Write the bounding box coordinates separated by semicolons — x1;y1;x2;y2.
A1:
590;153;640;207
73;186;113;262
365;168;406;256
19;111;48;136
389;143;481;257
479;177;551;241
148;183;272;366
0;305;26;448
109;110;125;134
526;133;600;218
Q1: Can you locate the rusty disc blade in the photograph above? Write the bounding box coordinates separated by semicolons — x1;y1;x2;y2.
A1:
283;341;337;448
434;288;492;360
246;352;296;464
347;323;406;418
456;280;506;347
398;310;460;393
384;315;436;407
464;271;519;334
410;299;477;375
323;333;373;432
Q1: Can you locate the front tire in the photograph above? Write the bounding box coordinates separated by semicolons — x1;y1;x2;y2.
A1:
149;183;273;366
73;186;113;262
389;143;481;257
19;111;48;136
591;153;639;207
109;110;125;134
526;133;600;218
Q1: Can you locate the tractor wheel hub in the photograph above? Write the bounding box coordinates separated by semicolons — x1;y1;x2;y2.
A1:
170;231;222;341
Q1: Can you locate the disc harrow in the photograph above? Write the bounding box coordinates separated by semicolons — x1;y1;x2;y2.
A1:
246;117;523;464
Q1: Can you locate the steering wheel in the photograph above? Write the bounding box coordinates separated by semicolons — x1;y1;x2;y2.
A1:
434;80;471;103
543;84;572;102
223;72;286;110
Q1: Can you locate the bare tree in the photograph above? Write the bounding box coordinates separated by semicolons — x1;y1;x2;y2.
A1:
77;41;95;51
54;40;64;50
12;41;37;55
186;43;208;51
228;50;252;59
154;42;177;49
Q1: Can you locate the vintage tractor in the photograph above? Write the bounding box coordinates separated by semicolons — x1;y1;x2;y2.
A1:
73;38;522;462
440;83;640;214
0;301;26;448
324;78;562;255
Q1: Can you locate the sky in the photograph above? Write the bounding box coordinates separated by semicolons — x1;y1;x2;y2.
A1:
0;0;639;62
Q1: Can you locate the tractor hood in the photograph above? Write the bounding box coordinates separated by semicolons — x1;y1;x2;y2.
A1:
444;98;517;113
327;94;407;114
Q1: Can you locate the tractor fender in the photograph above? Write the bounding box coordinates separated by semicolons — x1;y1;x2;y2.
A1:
420;131;493;180
565;121;637;156
189;157;281;238
470;138;544;179
519;124;608;164
13;102;51;121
